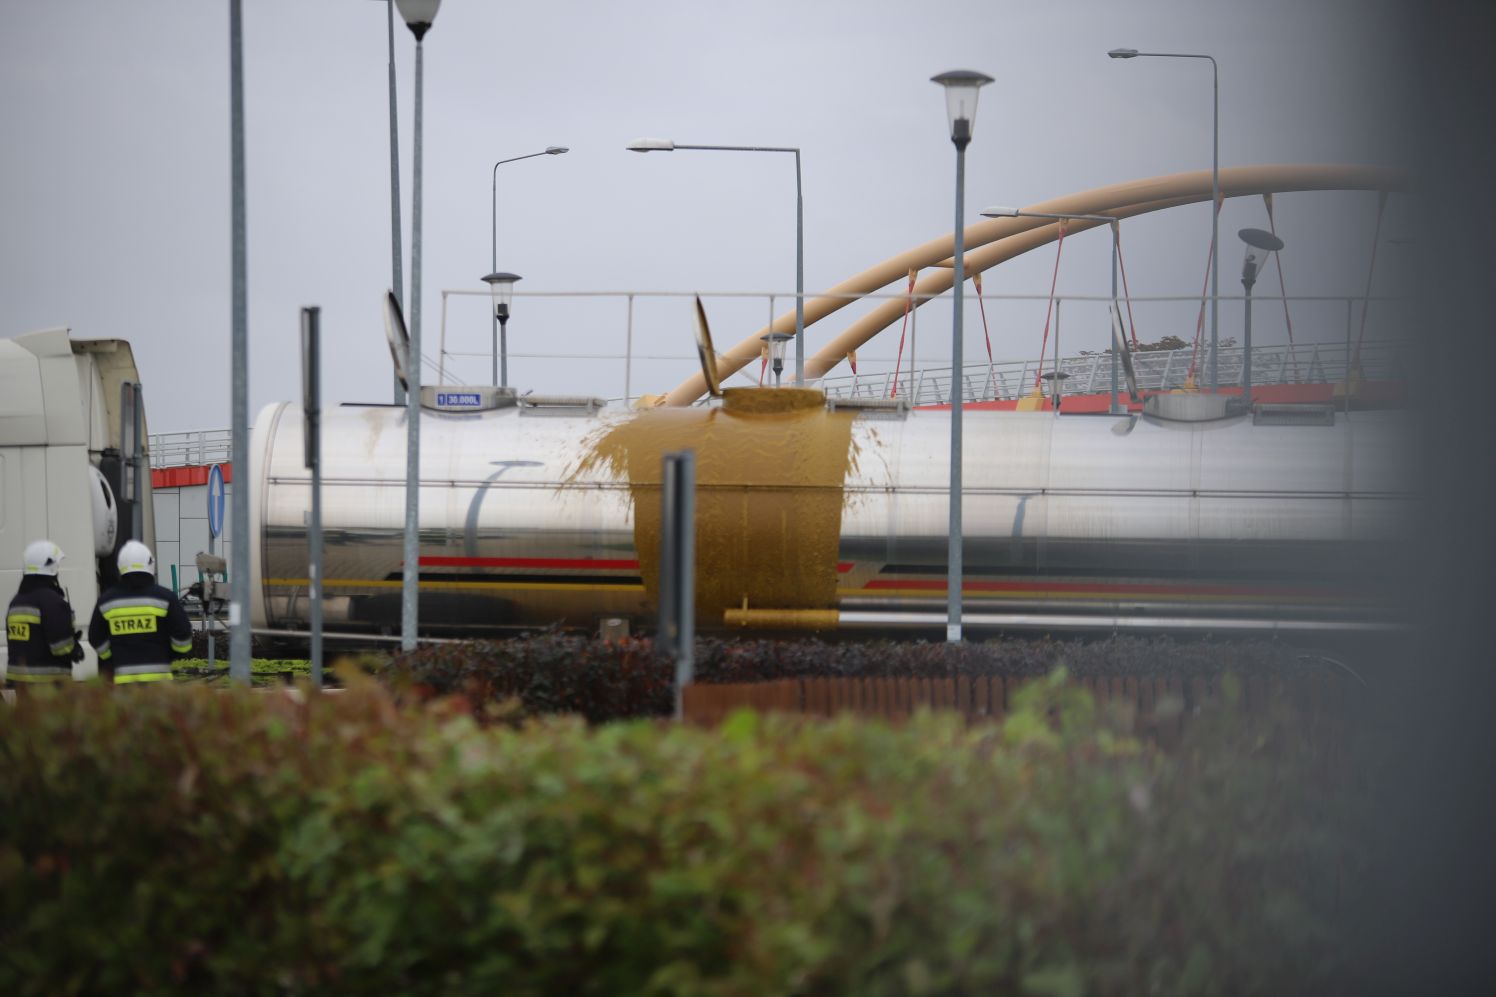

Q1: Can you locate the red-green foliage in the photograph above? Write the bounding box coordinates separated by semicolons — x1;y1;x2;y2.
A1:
388;633;1327;722
0;675;1357;994
389;634;674;722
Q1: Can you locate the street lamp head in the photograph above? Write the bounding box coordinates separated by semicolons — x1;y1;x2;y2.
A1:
1108;48;1139;59
482;271;522;321
626;138;675;152
979;205;1020;218
930;70;994;146
394;0;441;40
1237;228;1284;286
760;332;793;380
545;146;569;155
1240;227;1285;251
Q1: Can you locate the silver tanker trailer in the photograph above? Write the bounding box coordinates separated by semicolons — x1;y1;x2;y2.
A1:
248;383;1411;639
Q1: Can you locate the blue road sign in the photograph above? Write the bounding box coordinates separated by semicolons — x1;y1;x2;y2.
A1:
207;464;226;539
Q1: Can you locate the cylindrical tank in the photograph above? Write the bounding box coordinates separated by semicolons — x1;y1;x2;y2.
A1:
248;389;1410;636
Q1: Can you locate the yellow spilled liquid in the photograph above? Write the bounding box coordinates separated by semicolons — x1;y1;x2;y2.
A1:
576;388;856;625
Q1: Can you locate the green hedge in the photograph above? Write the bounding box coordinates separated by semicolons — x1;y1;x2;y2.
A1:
0;674;1355;994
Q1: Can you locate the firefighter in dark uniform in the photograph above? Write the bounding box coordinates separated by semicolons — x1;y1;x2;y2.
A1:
5;539;83;689
88;541;193;685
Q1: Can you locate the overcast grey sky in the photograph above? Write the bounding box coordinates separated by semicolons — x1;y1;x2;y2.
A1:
2;0;1411;432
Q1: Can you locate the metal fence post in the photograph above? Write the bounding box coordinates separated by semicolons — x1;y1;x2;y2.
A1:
624;294;634;406
1345;296;1353;417
301;306;324;688
909;295;917;402
437;291;449;385
658;450;696;719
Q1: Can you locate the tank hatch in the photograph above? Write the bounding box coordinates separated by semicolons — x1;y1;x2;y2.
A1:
1143;393;1234;422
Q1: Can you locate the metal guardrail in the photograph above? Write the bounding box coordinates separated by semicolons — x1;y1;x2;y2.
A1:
148;429;233;469
429;288;1406;406
818;339;1408;406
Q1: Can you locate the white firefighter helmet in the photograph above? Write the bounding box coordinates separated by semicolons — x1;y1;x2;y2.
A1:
22;539;65;577
117;540;156;577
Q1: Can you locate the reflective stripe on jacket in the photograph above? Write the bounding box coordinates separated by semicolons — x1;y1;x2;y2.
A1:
5;663;73;682
113;663;174;685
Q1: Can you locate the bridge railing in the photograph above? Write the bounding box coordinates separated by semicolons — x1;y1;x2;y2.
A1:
819;338;1409;406
148;429;234;469
428;289;1408;406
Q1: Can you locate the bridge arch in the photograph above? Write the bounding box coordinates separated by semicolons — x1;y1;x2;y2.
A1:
662;164;1407;406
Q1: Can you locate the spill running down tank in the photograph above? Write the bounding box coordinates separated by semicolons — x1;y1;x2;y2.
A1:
248;389;1411;637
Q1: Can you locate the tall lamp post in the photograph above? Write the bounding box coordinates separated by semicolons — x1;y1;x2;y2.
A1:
981;207;1123;412
627;139;805;386
481;272;521;386
1238;227;1284;406
1109;47;1219;392
228;0;251;684
490;147;567;386
395;0;440;652
932;69;993;644
367;0;404;404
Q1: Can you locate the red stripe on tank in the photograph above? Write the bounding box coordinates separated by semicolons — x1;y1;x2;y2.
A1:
860;578;1329;598
418;556;640;571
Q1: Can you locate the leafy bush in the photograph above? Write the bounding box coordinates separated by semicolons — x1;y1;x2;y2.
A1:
0;674;1355;994
387;634;673;722
186;628;281;661
387;633;1330;723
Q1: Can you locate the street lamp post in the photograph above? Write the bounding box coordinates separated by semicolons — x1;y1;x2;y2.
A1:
1238;227;1285;406
395;0;441;652
367;0;404;404
228;0;251;684
489;147;567;387
481;272;521;386
932;69;994;644
627;139;805;385
980;207;1122;412
1109;47;1219;392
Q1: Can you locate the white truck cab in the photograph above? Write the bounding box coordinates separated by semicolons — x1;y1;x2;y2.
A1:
1;328;155;680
